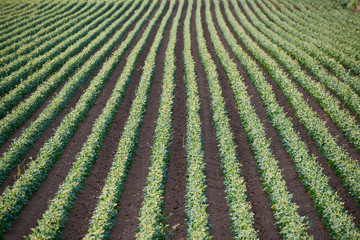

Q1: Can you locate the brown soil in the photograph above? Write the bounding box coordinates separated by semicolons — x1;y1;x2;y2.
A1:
229;0;360;229
216;3;331;237
293;4;301;11
2;3;156;239
249;0;360;165
254;1;360;126
206;2;284;238
0;2;139;194
1;1;359;239
162;2;188;239
60;4;169;239
109;3;175;239
191;2;234;239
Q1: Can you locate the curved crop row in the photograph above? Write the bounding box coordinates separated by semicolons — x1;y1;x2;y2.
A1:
276;0;360;49
0;1;70;58
0;0;143;186
239;0;360;154
250;0;360;118
0;1;53;33
0;3;119;110
0;3;114;97
227;0;360;206
183;1;210;239
137;0;183;238
287;0;359;29
0;0;132;147
0;1;57;36
197;0;260;238
0;2;82;51
262;0;360;74
84;0;171;238
249;0;360;95
217;0;360;238
204;0;311;238
26;1;163;238
297;0;360;29
0;1;32;19
0;2;103;74
0;0;158;235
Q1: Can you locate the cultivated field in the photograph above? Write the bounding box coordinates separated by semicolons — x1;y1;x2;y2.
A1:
0;0;359;239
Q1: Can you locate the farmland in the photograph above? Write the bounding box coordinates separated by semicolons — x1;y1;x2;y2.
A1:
0;0;359;238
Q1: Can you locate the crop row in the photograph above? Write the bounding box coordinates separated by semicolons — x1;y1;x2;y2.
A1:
183;1;210;239
0;0;358;238
227;0;360;206
0;0;132;147
262;0;360;74
0;0;154;234
279;0;360;47
243;0;360;189
0;2;103;76
0;0;145;186
0;2;82;53
290;0;359;29
83;0;171;238
0;2;122;116
276;0;360;50
0;2;108;95
251;0;360;95
136;0;183;238
0;1;32;19
244;0;360;154
205;0;314;238
0;1;53;33
299;0;360;29
0;1;58;37
218;0;360;238
197;0;260;238
0;1;69;58
26;1;162;238
248;0;360;121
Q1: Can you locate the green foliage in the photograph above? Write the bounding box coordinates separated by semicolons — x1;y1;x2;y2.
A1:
246;0;360;153
231;0;360;209
84;0;171;238
137;0;183;238
196;0;259;238
183;1;211;239
0;0;153;235
0;0;358;238
220;0;360;238
0;3;118;118
0;0;139;185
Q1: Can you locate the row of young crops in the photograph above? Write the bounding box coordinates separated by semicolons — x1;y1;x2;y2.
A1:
0;0;359;238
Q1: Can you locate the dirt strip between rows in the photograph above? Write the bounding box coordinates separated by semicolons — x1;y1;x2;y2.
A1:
162;2;188;239
2;2;160;239
230;0;360;230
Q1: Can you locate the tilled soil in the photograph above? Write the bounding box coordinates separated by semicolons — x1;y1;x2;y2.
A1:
1;0;359;239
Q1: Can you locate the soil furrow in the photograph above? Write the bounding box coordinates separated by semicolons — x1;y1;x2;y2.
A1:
240;0;360;163
190;1;233;238
1;1;359;238
228;0;360;229
60;4;168;239
162;1;188;239
250;0;360;127
203;2;285;238
0;2;139;195
1;2;128;122
1;4;149;239
109;3;175;239
215;1;331;238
